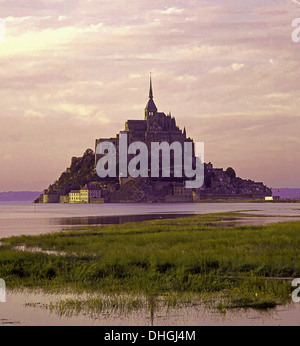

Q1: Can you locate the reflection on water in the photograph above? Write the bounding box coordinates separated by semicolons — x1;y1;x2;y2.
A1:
0;202;300;325
0;201;299;238
52;213;192;226
1;289;300;326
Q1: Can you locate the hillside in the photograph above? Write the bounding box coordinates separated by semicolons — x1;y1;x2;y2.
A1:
36;149;272;203
34;148;113;203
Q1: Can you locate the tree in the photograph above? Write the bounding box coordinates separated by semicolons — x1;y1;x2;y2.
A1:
226;167;236;179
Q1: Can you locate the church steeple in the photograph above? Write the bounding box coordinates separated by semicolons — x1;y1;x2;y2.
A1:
149;73;153;99
145;73;157;119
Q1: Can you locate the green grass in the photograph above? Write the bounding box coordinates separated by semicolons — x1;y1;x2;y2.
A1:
0;212;299;314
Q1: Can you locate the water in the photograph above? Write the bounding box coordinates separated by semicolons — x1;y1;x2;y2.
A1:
0;201;300;325
1;290;300;326
0;201;299;238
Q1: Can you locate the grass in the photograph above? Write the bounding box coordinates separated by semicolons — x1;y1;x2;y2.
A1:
25;293;146;318
0;212;299;315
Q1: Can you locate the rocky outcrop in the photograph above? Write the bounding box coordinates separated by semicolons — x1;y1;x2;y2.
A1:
34;149;112;203
36;151;272;203
200;162;272;200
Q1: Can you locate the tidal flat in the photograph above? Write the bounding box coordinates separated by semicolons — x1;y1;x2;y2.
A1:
0;212;299;323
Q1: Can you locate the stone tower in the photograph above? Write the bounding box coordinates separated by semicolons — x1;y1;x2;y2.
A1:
145;74;158;120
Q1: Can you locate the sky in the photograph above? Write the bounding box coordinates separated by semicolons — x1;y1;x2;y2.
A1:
0;0;299;191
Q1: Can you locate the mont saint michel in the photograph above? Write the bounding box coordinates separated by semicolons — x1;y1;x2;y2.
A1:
35;77;272;204
1;0;300;329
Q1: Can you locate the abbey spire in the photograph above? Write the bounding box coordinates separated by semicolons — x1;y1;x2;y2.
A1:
145;73;157;119
149;73;153;99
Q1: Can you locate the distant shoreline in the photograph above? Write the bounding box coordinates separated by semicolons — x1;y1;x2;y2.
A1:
1;190;299;203
33;199;300;204
0;191;42;202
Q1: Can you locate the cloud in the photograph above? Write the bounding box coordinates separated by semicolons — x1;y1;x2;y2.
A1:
49;103;111;124
129;73;142;79
209;63;245;74
263;93;291;100
175;75;197;82
161;7;184;15
24;110;45;118
231;63;244;71
58;15;68;21
0;0;299;189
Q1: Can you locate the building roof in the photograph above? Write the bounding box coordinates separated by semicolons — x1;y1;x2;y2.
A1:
145;98;157;112
145;74;158;112
126;120;147;131
88;185;101;190
81;184;101;191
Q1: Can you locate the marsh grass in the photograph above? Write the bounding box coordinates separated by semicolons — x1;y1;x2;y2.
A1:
47;294;146;318
0;212;299;315
26;291;208;319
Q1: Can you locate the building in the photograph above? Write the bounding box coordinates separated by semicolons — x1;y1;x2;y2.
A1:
69;190;81;203
68;184;102;203
95;75;195;185
81;184;102;203
37;76;272;204
79;185;89;203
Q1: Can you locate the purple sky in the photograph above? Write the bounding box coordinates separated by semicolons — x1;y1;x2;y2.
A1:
0;0;299;190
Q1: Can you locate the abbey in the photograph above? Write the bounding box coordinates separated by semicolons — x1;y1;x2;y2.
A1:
96;131;203;188
95;76;197;186
35;76;272;203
